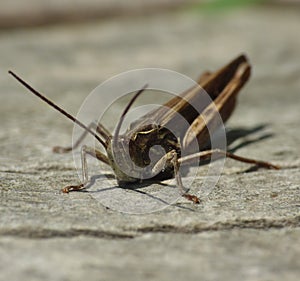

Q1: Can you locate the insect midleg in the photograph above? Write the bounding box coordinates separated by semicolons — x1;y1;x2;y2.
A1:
62;145;109;193
53;122;111;153
151;150;200;203
178;148;280;169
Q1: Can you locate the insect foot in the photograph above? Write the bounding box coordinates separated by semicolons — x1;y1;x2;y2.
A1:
182;194;200;204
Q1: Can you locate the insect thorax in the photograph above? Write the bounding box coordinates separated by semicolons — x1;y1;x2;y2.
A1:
106;124;181;185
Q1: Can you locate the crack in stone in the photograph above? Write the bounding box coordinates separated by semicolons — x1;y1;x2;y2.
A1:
0;228;134;239
133;216;300;234
1;217;299;239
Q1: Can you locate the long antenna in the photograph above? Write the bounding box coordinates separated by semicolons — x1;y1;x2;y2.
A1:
8;71;106;148
113;84;148;145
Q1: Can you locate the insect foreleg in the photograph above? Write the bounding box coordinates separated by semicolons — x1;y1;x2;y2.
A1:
151;150;200;203
62;145;109;193
53;122;111;153
178;149;280;170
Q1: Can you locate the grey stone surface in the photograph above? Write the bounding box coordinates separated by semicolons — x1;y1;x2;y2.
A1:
0;5;300;281
1;229;299;281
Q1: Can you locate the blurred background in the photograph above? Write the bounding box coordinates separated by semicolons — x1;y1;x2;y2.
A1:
0;0;299;28
0;0;299;29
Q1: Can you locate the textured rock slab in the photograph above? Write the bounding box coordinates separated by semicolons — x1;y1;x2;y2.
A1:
0;5;300;281
1;229;299;281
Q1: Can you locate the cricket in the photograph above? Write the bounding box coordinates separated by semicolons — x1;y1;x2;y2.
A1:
9;55;280;204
